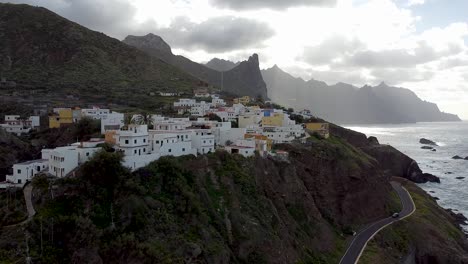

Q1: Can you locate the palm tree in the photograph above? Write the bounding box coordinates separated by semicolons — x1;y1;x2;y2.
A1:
123;113;135;129
134;112;154;129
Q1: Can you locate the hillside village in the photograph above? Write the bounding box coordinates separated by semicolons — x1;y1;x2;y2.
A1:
0;91;330;189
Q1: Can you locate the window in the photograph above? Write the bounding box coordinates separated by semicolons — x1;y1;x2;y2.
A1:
143;139;146;143
182;148;186;152
125;140;129;144
134;150;137;154
203;140;206;144
143;148;146;152
156;140;160;144
18;179;22;184
134;139;137;144
17;169;21;174
86;152;90;156
168;149;172;153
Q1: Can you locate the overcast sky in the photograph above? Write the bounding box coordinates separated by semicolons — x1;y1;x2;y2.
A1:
4;0;468;119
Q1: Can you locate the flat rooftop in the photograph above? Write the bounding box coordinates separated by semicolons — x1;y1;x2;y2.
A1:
17;159;48;165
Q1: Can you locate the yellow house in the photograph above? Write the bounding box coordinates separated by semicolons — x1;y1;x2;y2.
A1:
49;109;73;128
262;112;285;127
238;115;260;128
305;123;330;139
233;96;251;105
245;134;273;152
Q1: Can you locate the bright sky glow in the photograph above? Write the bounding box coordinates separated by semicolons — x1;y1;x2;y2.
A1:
3;0;468;119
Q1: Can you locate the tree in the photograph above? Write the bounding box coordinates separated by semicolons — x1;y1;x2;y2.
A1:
81;151;129;194
74;117;100;141
134;112;154;129
205;113;222;122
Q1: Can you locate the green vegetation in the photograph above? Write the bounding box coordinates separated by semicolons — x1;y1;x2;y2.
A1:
0;188;27;226
0;3;198;111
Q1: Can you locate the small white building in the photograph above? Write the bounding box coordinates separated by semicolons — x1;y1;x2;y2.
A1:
0;115;40;135
81;107;111;120
191;129;215;154
261;125;306;144
224;139;256;157
48;147;79;178
5;159;49;186
101;112;125;134
149;130;195;157
113;125;160;171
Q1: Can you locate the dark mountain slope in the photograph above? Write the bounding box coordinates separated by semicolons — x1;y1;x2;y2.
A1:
262;66;461;124
123;34;268;99
0;4;197;101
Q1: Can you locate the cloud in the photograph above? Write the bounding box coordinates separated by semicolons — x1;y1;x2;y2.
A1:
209;0;336;10
299;35;364;65
3;0;138;39
342;41;463;68
370;68;435;85
156;16;275;52
407;0;425;6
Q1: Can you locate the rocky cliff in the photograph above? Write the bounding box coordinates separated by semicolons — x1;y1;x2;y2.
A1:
2;129;467;263
123;34;268;99
328;121;441;183
262;66;461;124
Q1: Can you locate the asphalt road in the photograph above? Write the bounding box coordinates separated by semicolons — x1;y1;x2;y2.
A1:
339;181;416;264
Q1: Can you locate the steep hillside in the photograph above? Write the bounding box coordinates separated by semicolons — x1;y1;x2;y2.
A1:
123;34;268;99
361;180;468;264
0;4;198;106
205;58;239;71
262;66;461;124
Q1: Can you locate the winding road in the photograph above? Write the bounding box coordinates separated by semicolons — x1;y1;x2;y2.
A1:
339;181;416;264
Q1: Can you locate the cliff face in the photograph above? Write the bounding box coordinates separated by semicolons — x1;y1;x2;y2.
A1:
123;34;268;99
262;66;461;124
0;4;197;97
0;138;397;263
329;122;441;183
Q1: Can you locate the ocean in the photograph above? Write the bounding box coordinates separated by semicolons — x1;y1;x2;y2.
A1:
346;122;468;230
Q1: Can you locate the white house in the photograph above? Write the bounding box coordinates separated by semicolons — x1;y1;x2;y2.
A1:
224;139;256;157
81;107;111;120
48;147;79;178
0;115;40;135
261;125;306;144
191;129;215;154
149;130;195;157
101;112;125;134
5;159;49;187
113;125;160;171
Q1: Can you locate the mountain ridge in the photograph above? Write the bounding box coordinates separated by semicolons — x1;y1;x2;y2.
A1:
262;65;461;124
123;34;268;99
205;58;240;71
0;3;198;101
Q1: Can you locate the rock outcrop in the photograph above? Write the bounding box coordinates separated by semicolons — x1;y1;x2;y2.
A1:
123;34;268;99
453;155;464;160
421;146;434;150
328;122;441;183
420;138;438;146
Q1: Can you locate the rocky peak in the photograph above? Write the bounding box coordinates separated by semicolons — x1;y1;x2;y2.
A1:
123;33;173;55
248;53;259;66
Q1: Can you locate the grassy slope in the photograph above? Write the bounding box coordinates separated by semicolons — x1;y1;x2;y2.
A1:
360;180;468;263
0;3;198;110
